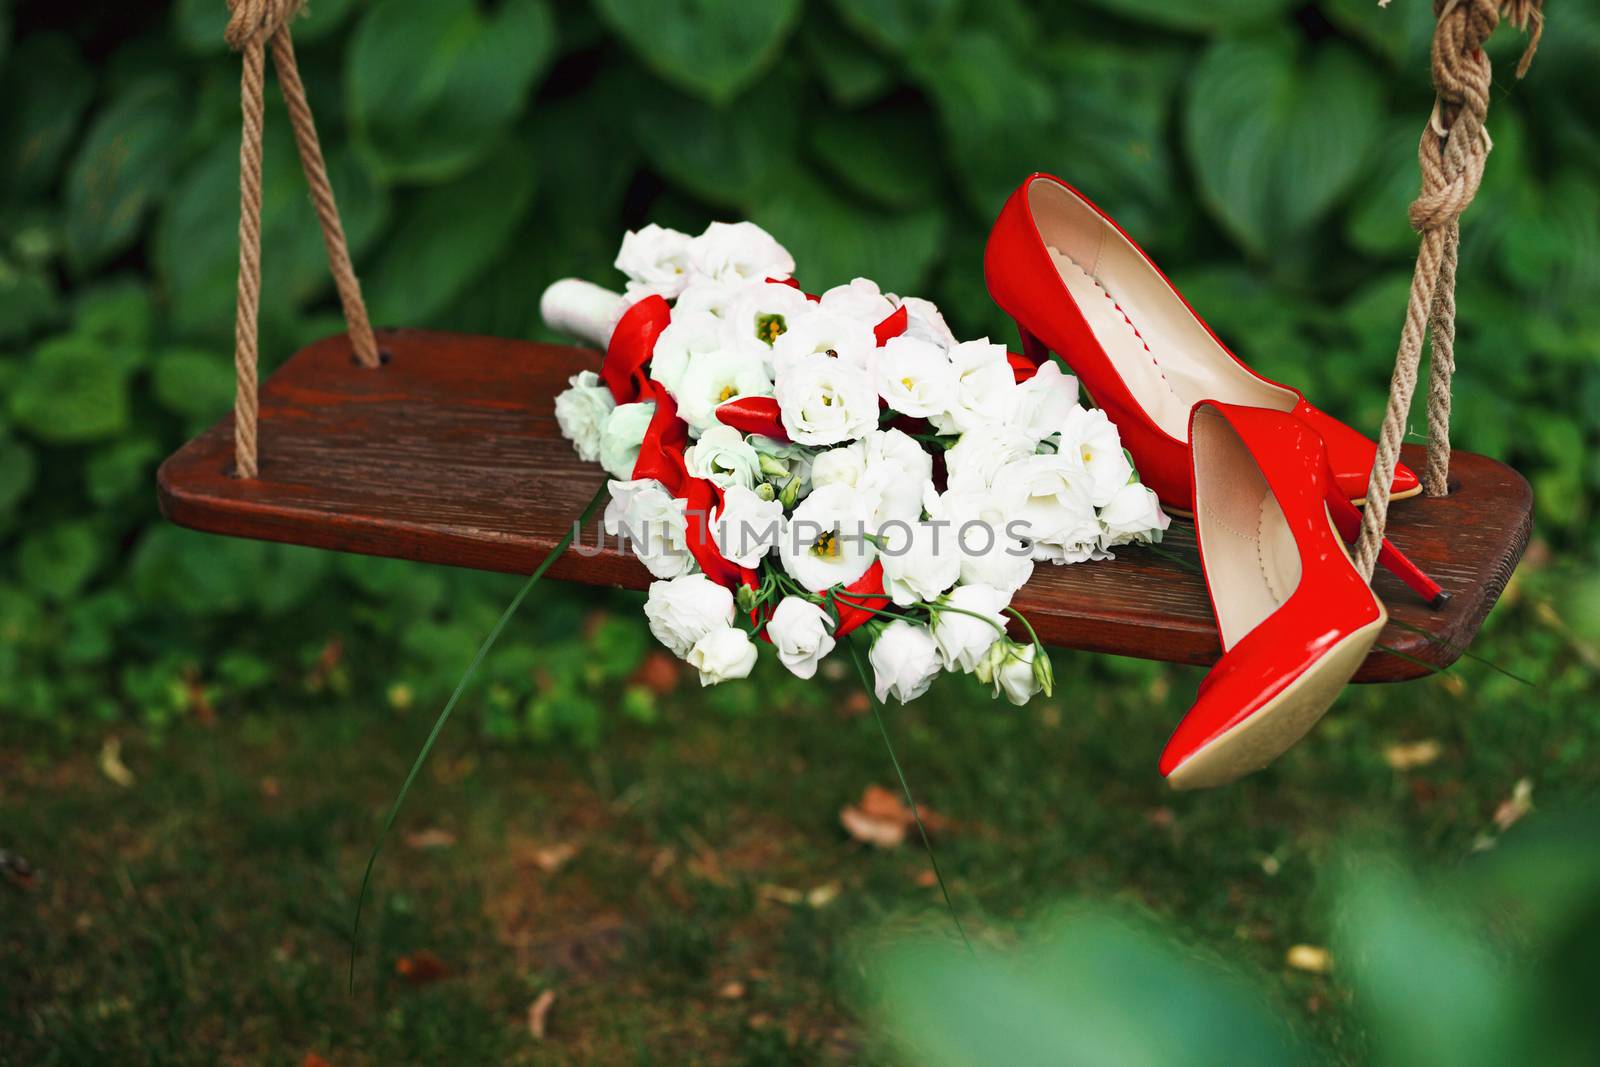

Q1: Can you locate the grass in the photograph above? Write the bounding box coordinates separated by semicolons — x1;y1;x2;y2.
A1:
4;579;1598;1065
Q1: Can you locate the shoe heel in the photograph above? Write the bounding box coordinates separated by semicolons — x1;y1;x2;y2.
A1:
1324;487;1449;610
1016;322;1050;365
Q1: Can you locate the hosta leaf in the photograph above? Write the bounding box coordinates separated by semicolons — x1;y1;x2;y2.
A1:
19;521;102;601
1080;0;1296;32
86;438;161;507
828;0;963;54
156;125;388;340
64;78;185;272
594;0;801;104
153;348;237;424
0;436;37;519
367;141;537;326
632;70;801;209
802;16;894;106
1;34;94;196
0;264;61;343
1185;36;1383;257
808;105;943;210
8;335;131;444
750;174;944;295
173;0;360;54
347;0;554;182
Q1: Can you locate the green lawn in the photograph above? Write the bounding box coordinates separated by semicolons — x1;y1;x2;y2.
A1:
4;567;1598;1065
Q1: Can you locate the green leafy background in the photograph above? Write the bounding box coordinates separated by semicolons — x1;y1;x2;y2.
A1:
1;0;1596;743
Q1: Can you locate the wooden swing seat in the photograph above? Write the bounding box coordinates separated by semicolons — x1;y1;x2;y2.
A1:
157;330;1532;683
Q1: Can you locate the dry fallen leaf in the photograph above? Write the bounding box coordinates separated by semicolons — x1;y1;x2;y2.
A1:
1493;777;1535;832
259;776;282;799
98;738;135;788
717;980;747;1000
758;884;805;906
394;950;449;985
302;1054;332;1067
527;989;556;1040
1384;739;1443;771
840;785;948;850
405;827;457;850
806;882;841;908
631;651;681;696
533;843;578;873
1286;944;1333;974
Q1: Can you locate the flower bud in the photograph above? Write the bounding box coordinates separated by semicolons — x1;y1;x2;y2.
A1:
1032;645;1054;698
779;477;804;510
758;454;791;479
755;481;777;502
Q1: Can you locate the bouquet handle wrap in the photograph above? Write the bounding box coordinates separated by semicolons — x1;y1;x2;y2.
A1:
540;279;627;349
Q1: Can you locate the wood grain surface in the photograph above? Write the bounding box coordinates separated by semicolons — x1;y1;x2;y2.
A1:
157;330;1533;683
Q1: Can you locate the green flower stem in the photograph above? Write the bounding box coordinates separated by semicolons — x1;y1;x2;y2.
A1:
347;482;608;993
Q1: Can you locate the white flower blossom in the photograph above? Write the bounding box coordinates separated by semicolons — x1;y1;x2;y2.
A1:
599;401;655;480
1056;405;1134;507
554;370;614;462
775;353;878;446
605;478;693;579
1098;480;1170;551
711;485;784;568
778;483;876;592
685;424;761;489
872;335;958;418
868;620;943;704
616;223;693;301
644;573;734;657
766;597;836;680
687;626;759;685
931;583;1010;673
688;221;795;285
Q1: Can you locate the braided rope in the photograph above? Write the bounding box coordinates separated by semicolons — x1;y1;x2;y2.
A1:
226;0;379;479
1353;0;1543;578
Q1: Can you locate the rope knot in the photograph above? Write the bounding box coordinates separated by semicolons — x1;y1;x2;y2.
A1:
1406;0;1542;234
225;0;302;52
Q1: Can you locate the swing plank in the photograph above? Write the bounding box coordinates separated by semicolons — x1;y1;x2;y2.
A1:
158;330;1532;683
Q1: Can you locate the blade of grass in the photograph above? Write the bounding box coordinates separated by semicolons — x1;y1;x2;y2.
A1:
348;483;608;992
1384;618;1535;686
846;637;973;955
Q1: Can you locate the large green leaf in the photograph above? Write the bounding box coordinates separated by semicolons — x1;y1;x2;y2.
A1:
0;434;36;520
0;263;61;343
808;104;943;210
155;123;389;340
8;334;132;444
367;141;537;326
173;0;360;54
632;70;801;209
594;0;801;104
749;174;944;295
1185;36;1384;257
153;348;237;425
1080;0;1296;32
19;521;103;601
828;0;964;54
801;16;894;106
1;34;94;196
347;0;554;183
64;78;185;272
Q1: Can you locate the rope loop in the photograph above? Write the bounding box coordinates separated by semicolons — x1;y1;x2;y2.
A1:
224;0;302;52
1352;0;1542;576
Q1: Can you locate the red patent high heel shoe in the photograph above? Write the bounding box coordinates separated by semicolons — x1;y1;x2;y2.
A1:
986;173;1422;512
1161;402;1404;790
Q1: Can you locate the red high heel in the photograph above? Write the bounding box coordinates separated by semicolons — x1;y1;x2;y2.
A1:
987;173;1422;512
1161;403;1397;789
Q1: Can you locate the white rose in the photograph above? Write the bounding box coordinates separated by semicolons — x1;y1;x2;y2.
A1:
1098;480;1170;551
605;478;694;579
856;428;934;530
818;277;896;325
1014;362;1080;439
878;521;962;607
674;350;773;435
976;640;1047;706
775;353;878;446
650;311;725;394
769;309;877;376
931;488;1035;596
688;221;795;285
673;278;746;319
872;335;958;418
644;573;735;657
711;484;784;568
779;482;876;592
810;442;867;492
599;401;655;480
930;339;1019;435
722;281;814;368
869;620;943;704
1056;406;1133;507
898;296;959;350
687;626;759;685
944;424;1041;494
990;453;1103;564
766;597;837;680
554;370;614;462
685;424;761;489
931;583;1010;673
616;223;693;301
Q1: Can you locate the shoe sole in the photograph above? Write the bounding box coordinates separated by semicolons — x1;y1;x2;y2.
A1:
1161;482;1423;522
1164;609;1387;791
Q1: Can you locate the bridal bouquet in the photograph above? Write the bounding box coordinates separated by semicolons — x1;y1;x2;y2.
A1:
541;221;1168;706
